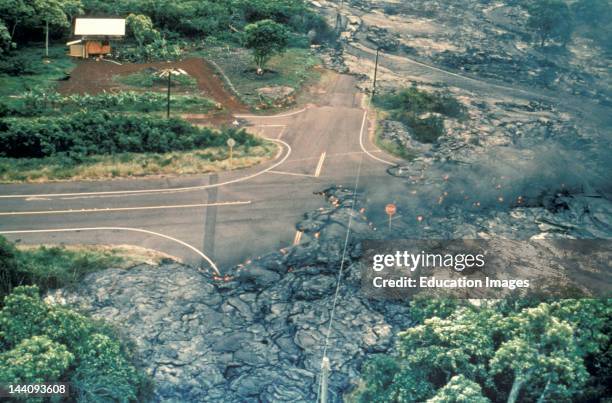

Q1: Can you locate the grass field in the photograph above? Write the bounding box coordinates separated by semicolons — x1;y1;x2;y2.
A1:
0;143;277;182
0;45;75;98
194;46;321;109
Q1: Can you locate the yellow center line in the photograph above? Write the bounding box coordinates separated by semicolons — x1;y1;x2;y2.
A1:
314;152;327;178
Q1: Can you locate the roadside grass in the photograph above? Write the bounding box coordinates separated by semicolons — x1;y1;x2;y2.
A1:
17;244;177;269
1;237;124;300
374;116;417;161
0;44;74;99
0;143;277;183
114;70;198;91
193;46;321;109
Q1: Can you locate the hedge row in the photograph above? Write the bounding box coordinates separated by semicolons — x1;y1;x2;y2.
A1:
0;111;261;159
1;90;216;117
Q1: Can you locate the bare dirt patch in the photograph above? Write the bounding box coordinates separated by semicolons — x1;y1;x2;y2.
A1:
57;57;247;114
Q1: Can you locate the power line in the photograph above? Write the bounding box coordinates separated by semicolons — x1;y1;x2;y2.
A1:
316;154;364;402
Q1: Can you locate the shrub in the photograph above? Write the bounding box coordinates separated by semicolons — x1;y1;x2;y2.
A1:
113;38;183;62
0;237;20;299
10;89;215;116
0;285;147;401
374;86;466;144
0;53;37;76
0;111;260;159
0;335;74;384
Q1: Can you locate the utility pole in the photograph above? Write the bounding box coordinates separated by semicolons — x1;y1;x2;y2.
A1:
45;20;49;57
167;71;171;119
319;356;330;403
372;47;380;98
335;0;344;33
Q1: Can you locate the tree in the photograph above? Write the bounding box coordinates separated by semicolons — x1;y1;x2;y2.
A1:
0;20;14;54
244;19;288;75
427;375;490;403
126;13;160;47
28;0;83;56
526;0;573;47
490;304;588;403
352;299;610;402
0;0;34;47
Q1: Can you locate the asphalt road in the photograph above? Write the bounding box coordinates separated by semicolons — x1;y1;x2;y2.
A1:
0;74;400;273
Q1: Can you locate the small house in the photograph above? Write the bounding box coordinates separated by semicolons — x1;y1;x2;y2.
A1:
67;18;126;59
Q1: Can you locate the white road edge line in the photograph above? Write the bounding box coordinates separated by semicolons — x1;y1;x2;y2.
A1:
235;107;308;119
0;201;251;216
0;227;220;275
0;137;292;199
358;110;396;166
314;152;327;178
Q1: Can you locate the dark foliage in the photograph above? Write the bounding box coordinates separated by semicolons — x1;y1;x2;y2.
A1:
0;111;261;159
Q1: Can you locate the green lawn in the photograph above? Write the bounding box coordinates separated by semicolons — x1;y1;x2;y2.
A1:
0;44;75;98
194;46;321;109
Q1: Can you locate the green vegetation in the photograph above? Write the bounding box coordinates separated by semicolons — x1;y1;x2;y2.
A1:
0;142;277;182
0;45;73;95
197;45;320;108
2;89;215;116
0;286;149;401
0;111;273;182
374;86;466;144
80;0;332;45
0;236;123;300
0;111;259;159
0;0;83;56
350;298;611;403
0;238;149;400
244;19;289;73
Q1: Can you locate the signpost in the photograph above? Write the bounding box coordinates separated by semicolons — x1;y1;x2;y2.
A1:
159;68;188;118
385;203;397;230
227;138;236;170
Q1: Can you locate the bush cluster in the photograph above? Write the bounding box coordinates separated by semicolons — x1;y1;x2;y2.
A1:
113;38;183;63
2;89;214;117
0;111;260;159
0;285;149;401
0;53;37;76
352;298;612;402
374;86;466;143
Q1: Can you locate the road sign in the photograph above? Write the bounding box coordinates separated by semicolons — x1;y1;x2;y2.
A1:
227;138;235;170
385;203;397;230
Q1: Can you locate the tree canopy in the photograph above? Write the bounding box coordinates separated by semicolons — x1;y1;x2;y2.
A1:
244;19;289;73
351;298;611;403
